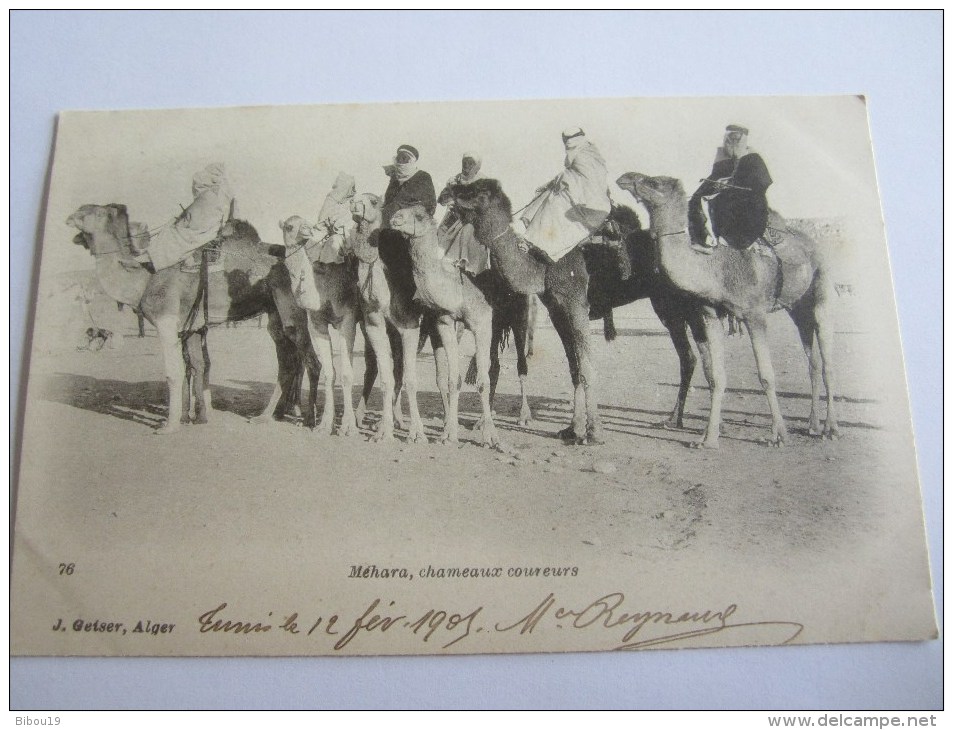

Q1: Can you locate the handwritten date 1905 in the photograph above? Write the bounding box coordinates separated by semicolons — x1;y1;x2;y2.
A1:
198;600;483;650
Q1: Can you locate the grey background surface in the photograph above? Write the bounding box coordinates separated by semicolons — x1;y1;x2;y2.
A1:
10;10;941;710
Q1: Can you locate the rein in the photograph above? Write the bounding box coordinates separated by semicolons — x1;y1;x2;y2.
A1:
282;231;334;260
654;228;688;239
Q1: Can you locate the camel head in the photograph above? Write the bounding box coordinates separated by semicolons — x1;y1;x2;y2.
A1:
279;215;314;248
450;178;512;224
216;219;259;246
350;193;383;227
615;173;685;212
67;204;131;253
389;204;432;237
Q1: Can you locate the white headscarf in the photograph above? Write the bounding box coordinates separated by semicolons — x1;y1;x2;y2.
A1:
192;163;232;200
458;152;482;184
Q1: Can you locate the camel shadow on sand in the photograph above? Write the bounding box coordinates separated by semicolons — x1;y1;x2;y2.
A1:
530;389;882;446
43;373;286;429
42;373;556;440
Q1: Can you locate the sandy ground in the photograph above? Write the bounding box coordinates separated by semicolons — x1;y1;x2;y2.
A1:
11;294;937;655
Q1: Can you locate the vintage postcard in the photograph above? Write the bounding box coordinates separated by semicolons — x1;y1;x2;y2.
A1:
11;96;936;656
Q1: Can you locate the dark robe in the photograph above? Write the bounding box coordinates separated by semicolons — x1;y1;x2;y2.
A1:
382;170;437;223
689;152;773;249
379;170;437;303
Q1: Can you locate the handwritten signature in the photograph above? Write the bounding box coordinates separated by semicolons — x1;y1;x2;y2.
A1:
494;592;803;650
197;593;803;651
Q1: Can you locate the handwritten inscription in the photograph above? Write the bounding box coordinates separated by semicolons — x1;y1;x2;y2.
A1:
192;593;802;651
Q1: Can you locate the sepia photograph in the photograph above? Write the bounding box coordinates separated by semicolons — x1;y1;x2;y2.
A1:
12;95;936;658
10;10;941;711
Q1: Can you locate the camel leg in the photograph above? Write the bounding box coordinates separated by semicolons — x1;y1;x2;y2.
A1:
435;316;461;445
471;313;501;448
308;316;336;435
513;296;534;426
469;319;499;432
400;327;428;444
181;363;193;423
430;324;452;423
693;308;725;449
570;308;603;445
814;296;840;439
548;304;583;442
363;316;396;442
664;320;695;430
331;315;358;437
388;323;407;430
746;314;787;447
191;330;211;424
182;332;208;425
487;318;502;420
652;294;697;429
180;336;194;425
356;320;375;427
156;317;185;434
252;312;292;424
526;294;538;358
791;306;823;436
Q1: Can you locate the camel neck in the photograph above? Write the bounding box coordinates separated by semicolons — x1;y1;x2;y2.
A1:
648;199;719;301
405;224;442;264
468;209;545;295
490;229;547;296
355;218;379;235
471;212;509;248
88;236;150;307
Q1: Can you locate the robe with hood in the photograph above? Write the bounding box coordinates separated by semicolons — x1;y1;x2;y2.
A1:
148;163;235;271
437;153;489;275
521;136;611;260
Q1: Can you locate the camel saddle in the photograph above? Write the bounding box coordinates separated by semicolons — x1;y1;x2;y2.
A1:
759;227;815;310
179;241;224;274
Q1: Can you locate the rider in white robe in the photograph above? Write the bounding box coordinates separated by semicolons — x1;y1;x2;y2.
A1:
521;129;611;260
147;163;235;271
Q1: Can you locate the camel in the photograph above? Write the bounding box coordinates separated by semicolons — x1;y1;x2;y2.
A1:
343;193;535;444
67;204;317;433
343;193;429;443
616;172;839;448
451;179;711;444
389;204;507;447
280;216;362;436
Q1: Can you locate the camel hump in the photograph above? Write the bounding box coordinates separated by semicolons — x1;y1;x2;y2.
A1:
764;226;815;269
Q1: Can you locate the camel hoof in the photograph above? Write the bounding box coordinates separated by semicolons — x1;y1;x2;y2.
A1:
179;415;191;425
823;425;841;440
480;427;502;449
372;430;395;443
585;432;606;446
657;416;682;430
192;414;208;425
248;413;277;425
690;439;719;450
407;431;429;445
440;435;460;446
154;423;181;435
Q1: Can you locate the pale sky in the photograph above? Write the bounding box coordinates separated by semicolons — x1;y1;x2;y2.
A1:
45;95;884;276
